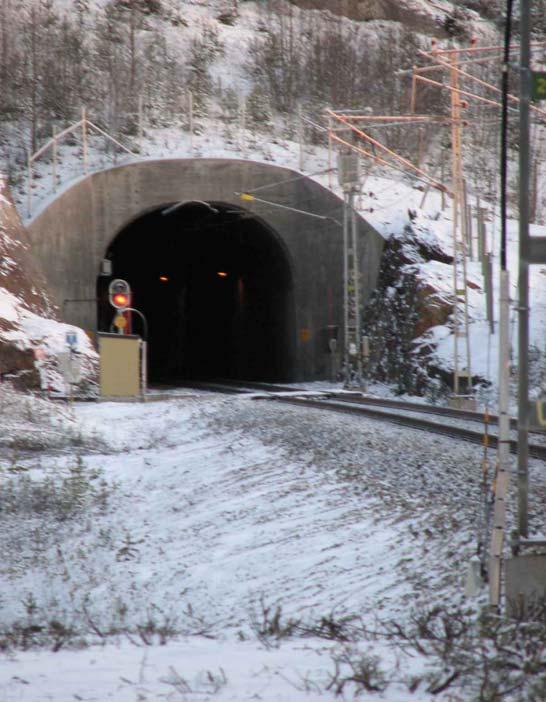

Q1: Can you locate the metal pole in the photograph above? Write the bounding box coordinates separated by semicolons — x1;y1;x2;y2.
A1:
342;192;349;384
350;190;363;385
490;269;511;608
451;52;461;396
518;0;531;539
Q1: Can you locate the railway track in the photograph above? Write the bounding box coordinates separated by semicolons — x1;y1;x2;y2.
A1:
274;396;546;461
170;380;546;461
328;392;513;428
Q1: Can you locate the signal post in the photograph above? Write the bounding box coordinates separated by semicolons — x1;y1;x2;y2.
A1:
99;279;148;398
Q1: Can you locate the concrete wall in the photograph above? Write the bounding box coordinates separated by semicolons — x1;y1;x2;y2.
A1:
26;159;384;380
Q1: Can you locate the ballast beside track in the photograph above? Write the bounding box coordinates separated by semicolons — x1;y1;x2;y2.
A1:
272;396;546;462
165;380;546;461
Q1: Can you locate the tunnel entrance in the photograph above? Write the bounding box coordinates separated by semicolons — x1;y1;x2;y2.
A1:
97;202;295;383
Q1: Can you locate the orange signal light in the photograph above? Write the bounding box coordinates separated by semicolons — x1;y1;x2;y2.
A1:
217;271;228;278
159;275;169;282
112;293;129;308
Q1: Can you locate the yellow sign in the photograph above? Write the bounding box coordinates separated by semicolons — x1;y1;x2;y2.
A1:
114;314;127;330
240;193;255;202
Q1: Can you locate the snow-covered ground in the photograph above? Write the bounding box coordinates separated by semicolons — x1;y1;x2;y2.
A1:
1;388;544;700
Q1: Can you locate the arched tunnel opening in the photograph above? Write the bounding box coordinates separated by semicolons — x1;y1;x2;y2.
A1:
97;202;296;384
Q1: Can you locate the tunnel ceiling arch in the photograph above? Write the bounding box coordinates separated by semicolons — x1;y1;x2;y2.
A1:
26;159;384;381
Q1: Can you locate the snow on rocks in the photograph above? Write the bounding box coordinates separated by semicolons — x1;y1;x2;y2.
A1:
0;176;97;393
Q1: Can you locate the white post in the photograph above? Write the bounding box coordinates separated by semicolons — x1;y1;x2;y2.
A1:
489;270;511;608
452;192;460;396
82;106;88;174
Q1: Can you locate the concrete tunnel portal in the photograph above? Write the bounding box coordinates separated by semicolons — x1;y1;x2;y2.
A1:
98;201;295;383
25;159;385;382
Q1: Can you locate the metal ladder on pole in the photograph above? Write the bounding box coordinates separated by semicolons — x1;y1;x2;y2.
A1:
339;153;363;388
450;51;473;398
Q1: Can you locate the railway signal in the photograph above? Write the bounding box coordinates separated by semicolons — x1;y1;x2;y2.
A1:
108;279;131;310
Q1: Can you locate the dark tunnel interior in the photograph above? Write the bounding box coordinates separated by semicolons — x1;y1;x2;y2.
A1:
97;202;295;383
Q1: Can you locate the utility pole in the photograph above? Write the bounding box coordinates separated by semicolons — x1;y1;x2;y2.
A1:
450;50;472;401
501;0;546;616
517;0;531;541
489;0;514;610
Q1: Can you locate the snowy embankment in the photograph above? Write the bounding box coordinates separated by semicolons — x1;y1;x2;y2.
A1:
1;391;545;700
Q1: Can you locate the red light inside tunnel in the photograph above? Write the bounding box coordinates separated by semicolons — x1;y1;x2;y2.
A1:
217;271;228;278
159;275;169;282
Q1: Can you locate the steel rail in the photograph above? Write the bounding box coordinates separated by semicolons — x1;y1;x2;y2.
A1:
327;393;515;428
271;396;546;461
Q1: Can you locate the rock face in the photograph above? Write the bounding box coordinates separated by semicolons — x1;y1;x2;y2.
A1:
0;177;98;392
0;179;57;319
289;0;483;39
362;224;455;395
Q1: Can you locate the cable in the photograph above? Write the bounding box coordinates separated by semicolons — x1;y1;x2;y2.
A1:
237;192;342;226
242;167;336;195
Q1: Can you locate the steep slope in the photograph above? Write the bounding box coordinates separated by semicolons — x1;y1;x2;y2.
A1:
0;177;97;392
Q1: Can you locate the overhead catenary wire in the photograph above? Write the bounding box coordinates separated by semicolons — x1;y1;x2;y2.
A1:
240;167;336;196
236;192;342;226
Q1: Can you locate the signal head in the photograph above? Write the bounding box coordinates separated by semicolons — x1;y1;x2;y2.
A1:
108;278;131;310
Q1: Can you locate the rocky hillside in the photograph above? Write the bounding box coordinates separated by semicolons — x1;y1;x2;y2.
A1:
0;177;97;392
289;0;498;39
